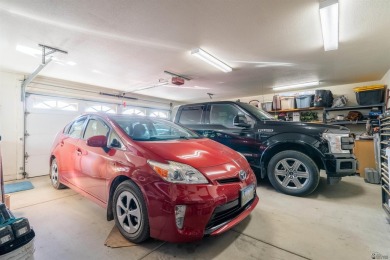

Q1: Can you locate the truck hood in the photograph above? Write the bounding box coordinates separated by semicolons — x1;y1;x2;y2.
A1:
262;120;350;135
137;138;242;169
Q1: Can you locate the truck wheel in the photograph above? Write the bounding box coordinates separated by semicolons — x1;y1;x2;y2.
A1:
267;150;320;196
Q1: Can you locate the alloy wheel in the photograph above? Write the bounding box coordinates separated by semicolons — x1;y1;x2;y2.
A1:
116;191;141;234
273;157;310;190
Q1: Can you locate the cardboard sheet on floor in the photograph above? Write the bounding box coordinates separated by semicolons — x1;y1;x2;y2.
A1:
104;226;137;248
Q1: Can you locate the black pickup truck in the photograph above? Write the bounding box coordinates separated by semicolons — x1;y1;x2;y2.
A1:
173;101;357;196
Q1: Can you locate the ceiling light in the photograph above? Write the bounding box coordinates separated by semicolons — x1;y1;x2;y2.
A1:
16;45;41;57
191;48;232;73
66;61;77;66
273;81;319;91
319;0;339;51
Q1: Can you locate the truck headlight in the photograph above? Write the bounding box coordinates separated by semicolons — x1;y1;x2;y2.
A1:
147;160;209;184
322;133;350;153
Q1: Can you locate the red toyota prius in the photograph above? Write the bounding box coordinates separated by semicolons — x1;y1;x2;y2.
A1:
50;113;258;243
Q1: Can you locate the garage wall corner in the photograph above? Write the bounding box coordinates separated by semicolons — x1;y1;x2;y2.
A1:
0;70;25;181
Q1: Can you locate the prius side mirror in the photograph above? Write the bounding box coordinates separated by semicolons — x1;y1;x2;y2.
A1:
87;135;107;148
233;115;251;128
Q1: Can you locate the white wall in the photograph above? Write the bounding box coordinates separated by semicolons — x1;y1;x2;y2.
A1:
381;69;390;90
0;71;24;181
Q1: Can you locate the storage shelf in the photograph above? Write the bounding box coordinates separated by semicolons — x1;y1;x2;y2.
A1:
269;107;323;113
324;103;384;111
326;120;368;125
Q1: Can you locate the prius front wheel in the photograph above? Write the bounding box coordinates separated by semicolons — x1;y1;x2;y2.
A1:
113;180;150;243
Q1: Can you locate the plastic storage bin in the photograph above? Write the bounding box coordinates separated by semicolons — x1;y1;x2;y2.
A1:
353;85;385;105
261;102;273;112
296;95;314;108
280;97;295;110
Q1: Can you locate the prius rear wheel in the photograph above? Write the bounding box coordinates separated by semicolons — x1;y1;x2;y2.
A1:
50;158;66;189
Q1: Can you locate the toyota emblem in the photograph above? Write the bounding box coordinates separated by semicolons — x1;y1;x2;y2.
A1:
239;170;247;181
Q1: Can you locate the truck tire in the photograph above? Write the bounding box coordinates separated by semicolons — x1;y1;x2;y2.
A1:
267;150;320;196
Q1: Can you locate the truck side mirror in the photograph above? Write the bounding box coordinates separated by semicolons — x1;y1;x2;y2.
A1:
233;115;251;128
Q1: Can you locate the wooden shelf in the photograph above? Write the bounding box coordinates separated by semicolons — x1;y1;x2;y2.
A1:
324;103;384;112
269;107;323;113
327;120;368;125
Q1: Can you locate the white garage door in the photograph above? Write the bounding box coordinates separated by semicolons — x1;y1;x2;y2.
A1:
25;95;81;177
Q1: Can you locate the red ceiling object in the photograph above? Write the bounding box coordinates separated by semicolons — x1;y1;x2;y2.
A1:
172;77;185;85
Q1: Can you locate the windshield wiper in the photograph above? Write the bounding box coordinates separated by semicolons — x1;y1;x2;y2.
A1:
179;136;190;140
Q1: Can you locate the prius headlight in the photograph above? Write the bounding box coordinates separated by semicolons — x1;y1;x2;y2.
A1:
322;133;350;154
147;160;209;184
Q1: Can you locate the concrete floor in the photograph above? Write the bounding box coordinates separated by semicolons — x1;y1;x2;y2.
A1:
7;174;390;260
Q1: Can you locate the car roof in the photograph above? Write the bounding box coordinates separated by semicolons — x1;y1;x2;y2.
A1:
179;101;239;107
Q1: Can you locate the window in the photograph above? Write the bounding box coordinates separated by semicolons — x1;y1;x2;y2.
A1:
84;119;110;140
86;105;116;114
112;116;200;141
68;117;87;139
178;106;203;124
108;131;124;149
33;100;78;111
122;108;145;116
209;104;245;128
149;111;168;118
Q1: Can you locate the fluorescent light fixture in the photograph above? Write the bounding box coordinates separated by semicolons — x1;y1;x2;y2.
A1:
191;48;232;73
16;44;41;57
66;61;77;66
319;0;339;51
273;81;319;91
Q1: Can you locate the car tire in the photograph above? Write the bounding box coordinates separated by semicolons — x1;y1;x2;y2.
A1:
50;158;66;189
267;150;320;196
113;180;150;243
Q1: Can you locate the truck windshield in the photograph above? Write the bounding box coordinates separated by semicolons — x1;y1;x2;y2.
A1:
111;116;201;141
238;103;276;121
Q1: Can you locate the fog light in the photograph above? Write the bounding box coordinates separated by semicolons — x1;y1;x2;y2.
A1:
174;205;186;229
11;218;31;238
0;225;14;245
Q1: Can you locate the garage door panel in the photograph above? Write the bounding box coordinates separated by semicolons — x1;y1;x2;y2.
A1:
26;113;75;135
25;154;51;177
25;133;57;156
25;95;83;177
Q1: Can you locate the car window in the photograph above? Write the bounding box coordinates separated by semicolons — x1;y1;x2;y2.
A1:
210;104;246;128
178;106;204;124
68;117;87;139
84;118;110;140
108;131;125;149
112;116;200;141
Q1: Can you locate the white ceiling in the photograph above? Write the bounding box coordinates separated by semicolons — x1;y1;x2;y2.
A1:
1;0;390;102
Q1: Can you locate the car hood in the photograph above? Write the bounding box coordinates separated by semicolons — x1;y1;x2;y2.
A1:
137;138;242;169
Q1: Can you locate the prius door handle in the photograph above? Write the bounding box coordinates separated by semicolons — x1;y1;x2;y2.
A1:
60;141;64;147
76;149;82;155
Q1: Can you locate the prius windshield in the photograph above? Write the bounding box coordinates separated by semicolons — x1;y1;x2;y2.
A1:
238;103;275;121
112;116;200;141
